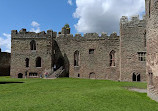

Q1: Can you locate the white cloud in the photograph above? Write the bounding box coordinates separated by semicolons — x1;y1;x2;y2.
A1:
31;21;40;27
68;0;73;5
73;0;145;34
30;21;41;33
30;27;41;33
0;33;11;52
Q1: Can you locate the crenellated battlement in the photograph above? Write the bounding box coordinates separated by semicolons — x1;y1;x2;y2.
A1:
56;32;119;41
120;15;146;28
11;28;57;38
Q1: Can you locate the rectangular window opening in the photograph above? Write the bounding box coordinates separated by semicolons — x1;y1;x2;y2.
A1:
89;49;95;54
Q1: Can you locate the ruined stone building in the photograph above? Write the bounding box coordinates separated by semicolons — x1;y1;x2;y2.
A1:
10;16;147;82
146;0;158;102
0;48;10;76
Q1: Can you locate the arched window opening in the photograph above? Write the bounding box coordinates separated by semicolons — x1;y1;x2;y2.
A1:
132;73;141;82
30;40;36;50
149;0;151;18
137;74;141;82
110;50;115;66
36;57;41;67
25;58;29;67
74;50;79;66
132;73;137;81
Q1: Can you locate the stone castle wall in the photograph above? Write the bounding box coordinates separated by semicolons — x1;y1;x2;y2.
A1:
146;0;158;102
0;49;10;76
55;33;120;80
120;15;146;81
10;29;56;78
10;16;147;81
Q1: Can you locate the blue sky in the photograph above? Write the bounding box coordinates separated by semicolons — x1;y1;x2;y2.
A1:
0;0;145;52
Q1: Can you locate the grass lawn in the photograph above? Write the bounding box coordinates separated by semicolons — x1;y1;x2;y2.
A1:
0;77;158;111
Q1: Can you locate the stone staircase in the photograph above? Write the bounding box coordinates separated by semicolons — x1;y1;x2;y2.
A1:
46;66;65;79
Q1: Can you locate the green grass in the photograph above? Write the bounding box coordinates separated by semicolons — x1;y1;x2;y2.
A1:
0;77;158;111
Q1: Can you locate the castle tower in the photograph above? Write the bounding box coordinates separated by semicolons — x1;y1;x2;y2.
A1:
120;15;146;82
146;0;158;101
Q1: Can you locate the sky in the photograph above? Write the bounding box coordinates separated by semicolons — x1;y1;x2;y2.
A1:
0;0;145;52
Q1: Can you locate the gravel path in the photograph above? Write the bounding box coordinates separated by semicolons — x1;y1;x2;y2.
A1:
129;88;147;93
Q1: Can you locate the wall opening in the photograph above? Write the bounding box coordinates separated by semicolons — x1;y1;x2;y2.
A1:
89;72;96;79
89;49;95;54
18;73;23;78
29;73;38;77
57;58;64;69
36;57;41;67
78;74;80;78
132;73;141;82
138;52;146;61
132;73;136;81
30;40;36;50
110;50;115;66
74;50;79;66
25;58;29;67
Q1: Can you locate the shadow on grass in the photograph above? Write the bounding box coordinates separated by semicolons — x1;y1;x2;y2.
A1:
0;82;24;84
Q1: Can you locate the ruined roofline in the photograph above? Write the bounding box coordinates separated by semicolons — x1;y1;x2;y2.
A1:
120;15;146;28
11;28;57;38
56;32;119;40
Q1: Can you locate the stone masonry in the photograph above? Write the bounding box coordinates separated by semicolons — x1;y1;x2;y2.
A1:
10;18;146;82
146;0;158;102
0;48;10;76
120;15;146;81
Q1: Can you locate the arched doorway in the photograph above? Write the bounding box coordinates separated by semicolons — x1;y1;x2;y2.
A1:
18;73;23;78
89;72;96;79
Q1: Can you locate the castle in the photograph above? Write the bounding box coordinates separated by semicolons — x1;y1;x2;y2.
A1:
0;0;155;102
10;15;146;82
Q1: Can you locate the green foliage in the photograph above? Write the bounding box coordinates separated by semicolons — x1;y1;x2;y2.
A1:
0;77;157;111
64;24;70;29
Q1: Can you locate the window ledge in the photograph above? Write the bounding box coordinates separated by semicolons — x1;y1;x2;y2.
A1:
110;66;116;68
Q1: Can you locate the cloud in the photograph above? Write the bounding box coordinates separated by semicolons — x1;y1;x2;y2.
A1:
31;21;40;27
68;0;73;5
73;0;145;34
30;27;41;33
0;33;11;52
30;21;41;33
